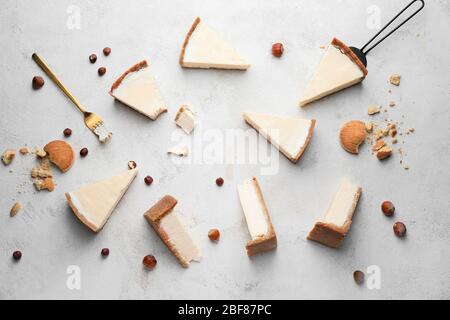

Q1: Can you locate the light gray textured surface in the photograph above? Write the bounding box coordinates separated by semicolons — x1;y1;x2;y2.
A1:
1;0;449;300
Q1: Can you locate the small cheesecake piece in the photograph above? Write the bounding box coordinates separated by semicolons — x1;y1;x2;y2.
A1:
299;38;368;107
243;111;315;163
307;178;362;248
237;177;277;256
175;105;196;134
66;169;137;232
167;144;189;157
110;60;167;120
144;195;202;268
179;17;250;70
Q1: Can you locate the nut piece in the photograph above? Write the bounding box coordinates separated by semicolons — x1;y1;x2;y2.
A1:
63;128;72;137
353;270;365;285
143;255;157;270
128;161;137;169
208;229;220;242
32;76;45;90
44;140;75;173
393;221;407;237
389;74;401;86
368;105;381;115
381;201;395;217
89;54;97;63
10;202;22;217
98;67;106;76
272;43;284;57
376;145;392;160
216;177;224;187
372;140;386;152
19;147;30;155
80;148;88;157
101;248;110;257
339;121;367;154
103;47;111;56
34;147;47;158
1;149;16;165
144;175;153;185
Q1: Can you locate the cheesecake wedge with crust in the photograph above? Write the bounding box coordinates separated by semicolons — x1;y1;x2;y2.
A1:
66;169;137;232
307;178;362;248
243;111;316;163
299;38;368;107
110;60;167;120
179;17;250;70
237;177;277;256
144;195;202;268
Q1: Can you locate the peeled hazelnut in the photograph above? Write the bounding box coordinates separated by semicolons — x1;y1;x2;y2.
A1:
208;229;220;242
128;161;137;169
216;177;224;187
98;67;106;76
103;47;111;56
393;221;407;237
32;76;45;90
1;149;16;165
44;140;75;173
381;201;395;216
339;121;367;154
143;255;157;270
89;54;97;63
353;270;365;285
272;43;284;57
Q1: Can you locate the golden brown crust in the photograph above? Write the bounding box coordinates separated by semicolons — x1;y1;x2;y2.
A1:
65;192;98;232
109;60;148;94
44;140;74;173
331;38;368;76
307;186;361;248
242;177;277;256
179;17;201;66
339;121;367;154
143;195;190;268
292;119;316;163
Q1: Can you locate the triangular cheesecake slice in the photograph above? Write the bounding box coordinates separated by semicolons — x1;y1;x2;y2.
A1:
243;111;316;163
66;169;137;232
110;60;167;120
179;17;250;70
299;38;368;107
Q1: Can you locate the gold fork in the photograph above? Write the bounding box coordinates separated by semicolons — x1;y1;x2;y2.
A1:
32;53;112;143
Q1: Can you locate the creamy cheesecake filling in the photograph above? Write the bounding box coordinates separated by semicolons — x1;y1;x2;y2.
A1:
175;106;196;134
237;179;268;239
183;21;249;69
112;67;166;120
159;210;202;262
300;43;365;106
325;178;360;227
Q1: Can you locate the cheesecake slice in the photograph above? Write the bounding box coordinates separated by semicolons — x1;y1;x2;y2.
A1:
237;177;277;256
144;195;202;268
110;60;167;120
175;105;196;134
66;169;137;232
243;111;316;163
307;178;362;248
179;17;250;70
299;38;368;107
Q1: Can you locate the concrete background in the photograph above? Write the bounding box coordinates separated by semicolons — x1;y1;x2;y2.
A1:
0;0;449;299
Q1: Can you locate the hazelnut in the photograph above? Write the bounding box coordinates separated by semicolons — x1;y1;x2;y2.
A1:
98;67;106;76
143;255;157;270
393;222;407;237
128;161;137;169
13;251;22;261
80;147;88;157
144;175;153;185
89;54;97;63
103;47;111;56
216;177;224;187
208;229;220;242
32;76;45;90
101;248;110;257
353;270;365;285
10;202;22;217
63;128;72;137
381;201;395;216
272;43;284;57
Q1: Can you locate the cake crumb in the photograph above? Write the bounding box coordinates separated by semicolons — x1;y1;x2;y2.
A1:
389;74;401;86
368;105;381;115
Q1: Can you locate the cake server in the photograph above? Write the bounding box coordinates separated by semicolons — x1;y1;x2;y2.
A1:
32;53;112;143
350;0;425;67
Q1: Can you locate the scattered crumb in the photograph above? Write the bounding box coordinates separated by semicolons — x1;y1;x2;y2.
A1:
1;149;16;165
392;138;398;144
319;45;326;49
389;74;401;86
388;89;392;93
31;157;55;192
384;108;388;113
33;147;47;158
10;202;21;217
409;128;415;133
404;165;410;170
19;147;30;155
389;101;396;107
368;105;381;115
376;145;393;160
365;122;373;133
372;140;386;152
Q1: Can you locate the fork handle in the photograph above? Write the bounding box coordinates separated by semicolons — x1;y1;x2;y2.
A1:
32;53;86;114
